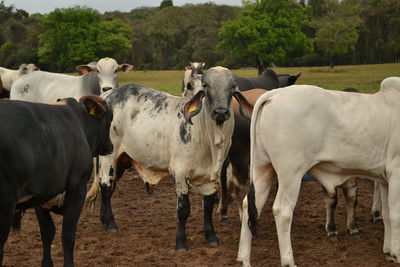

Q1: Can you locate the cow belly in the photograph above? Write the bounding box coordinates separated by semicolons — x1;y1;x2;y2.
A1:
190;180;219;196
132;161;170;186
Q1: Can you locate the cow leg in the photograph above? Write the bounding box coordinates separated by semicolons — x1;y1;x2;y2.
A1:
379;182;391;258
35;206;55;267
235;179;248;221
176;193;190;251
98;155;118;231
204;192;219;247
11;210;23;231
237;164;275;267
273;170;303;267
0;199;15;266
61;184;86;267
99;181;118;231
371;181;383;223
323;186;339;241
218;158;230;221
342;178;359;235
387;177;400;262
174;175;191;251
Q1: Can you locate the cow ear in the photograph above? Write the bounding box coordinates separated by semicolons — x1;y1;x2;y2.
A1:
183;90;205;124
233;87;253;120
83;97;105;118
185;65;192;70
76;65;95;75
118;64;133;72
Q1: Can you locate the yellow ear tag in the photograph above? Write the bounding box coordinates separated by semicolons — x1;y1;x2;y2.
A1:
90;107;96;116
189;106;196;113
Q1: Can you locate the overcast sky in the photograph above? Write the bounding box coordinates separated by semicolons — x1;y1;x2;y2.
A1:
3;0;243;14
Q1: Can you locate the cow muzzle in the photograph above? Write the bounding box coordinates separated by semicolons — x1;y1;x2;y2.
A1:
212;107;230;125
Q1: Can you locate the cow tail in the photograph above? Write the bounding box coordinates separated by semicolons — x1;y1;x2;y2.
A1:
86;156;100;207
248;92;273;235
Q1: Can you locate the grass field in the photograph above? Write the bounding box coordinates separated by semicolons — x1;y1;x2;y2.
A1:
116;63;400;95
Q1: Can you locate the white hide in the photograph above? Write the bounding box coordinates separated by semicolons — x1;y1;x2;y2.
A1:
10;57;132;103
238;77;400;266
0;63;39;90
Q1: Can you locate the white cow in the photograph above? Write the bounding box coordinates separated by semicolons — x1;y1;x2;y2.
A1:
87;67;252;250
0;63;39;91
238;77;400;266
10;57;133;102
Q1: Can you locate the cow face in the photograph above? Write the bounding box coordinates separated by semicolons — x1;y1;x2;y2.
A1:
80;95;114;156
184;67;253;125
19;63;40;74
182;62;205;97
76;58;133;93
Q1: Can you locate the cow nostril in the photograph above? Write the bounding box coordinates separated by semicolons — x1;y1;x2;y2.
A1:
213;108;229;116
102;87;112;92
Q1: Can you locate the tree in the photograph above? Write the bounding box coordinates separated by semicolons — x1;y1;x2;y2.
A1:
218;0;313;74
38;6;132;72
160;0;173;9
311;0;363;70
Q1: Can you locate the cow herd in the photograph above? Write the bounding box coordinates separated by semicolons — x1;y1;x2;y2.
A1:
0;59;398;267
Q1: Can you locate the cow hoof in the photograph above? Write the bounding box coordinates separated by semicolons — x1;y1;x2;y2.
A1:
384;252;397;262
104;222;118;232
373;217;383;224
219;214;229;222
205;232;219;246
208;241;219;248
349;229;360;236
372;211;383;224
176;243;188;251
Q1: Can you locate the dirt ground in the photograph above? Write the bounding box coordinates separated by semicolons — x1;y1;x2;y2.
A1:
3;171;398;267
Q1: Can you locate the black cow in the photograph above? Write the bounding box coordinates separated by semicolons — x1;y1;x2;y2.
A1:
0;95;113;266
235;69;301;91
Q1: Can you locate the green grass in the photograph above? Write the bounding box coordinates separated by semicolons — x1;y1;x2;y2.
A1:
117;63;400;95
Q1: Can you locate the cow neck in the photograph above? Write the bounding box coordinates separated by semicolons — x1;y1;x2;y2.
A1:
81;72;101;96
73;104;99;156
194;100;234;182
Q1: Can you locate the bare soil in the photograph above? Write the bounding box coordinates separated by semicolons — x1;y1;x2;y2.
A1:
3;171;397;266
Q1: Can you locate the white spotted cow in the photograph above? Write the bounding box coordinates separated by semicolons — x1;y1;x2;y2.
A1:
238;77;400;266
87;66;253;250
10;57;133;102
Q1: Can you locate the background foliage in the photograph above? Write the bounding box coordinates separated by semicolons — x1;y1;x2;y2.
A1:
0;0;399;71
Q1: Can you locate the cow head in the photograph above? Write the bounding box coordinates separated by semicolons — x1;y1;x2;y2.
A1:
19;63;40;75
79;95;114;156
277;72;301;87
76;57;133;93
182;62;205;97
184;66;253;125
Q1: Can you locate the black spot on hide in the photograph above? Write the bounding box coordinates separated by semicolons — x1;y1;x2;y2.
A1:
106;83;142;109
179;121;191;144
137;91;168;113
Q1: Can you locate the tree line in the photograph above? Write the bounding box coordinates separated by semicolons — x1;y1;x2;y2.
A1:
0;0;398;73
